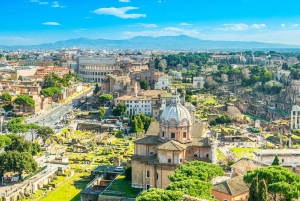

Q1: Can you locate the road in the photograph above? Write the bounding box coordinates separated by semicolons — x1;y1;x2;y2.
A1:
24;88;93;141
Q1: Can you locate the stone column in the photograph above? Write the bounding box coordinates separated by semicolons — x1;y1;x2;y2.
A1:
296;111;298;129
291;110;293;129
210;140;217;164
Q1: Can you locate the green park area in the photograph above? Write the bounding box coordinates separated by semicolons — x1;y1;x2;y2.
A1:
230;147;258;159
101;174;141;198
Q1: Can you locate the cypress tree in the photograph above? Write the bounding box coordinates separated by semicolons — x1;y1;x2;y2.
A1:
271;155;280;165
258;179;268;201
248;176;259;201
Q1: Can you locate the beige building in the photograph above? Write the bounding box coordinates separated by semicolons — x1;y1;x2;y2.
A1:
131;92;216;190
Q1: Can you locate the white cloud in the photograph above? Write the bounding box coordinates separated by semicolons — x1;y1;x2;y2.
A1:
119;0;130;2
138;23;157;28
29;0;48;4
179;23;192;26
123;27;200;38
251;23;266;29
215;23;249;31
281;24;285;28
291;24;299;28
93;7;146;19
42;22;61;26
52;1;65;8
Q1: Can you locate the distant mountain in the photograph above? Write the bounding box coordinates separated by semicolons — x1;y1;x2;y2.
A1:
1;35;300;50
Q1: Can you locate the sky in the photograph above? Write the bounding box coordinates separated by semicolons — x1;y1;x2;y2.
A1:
1;0;300;46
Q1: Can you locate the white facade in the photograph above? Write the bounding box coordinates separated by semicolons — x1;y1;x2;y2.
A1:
171;71;182;80
114;96;152;116
277;70;290;81
253;149;300;165
155;76;171;90
193;77;205;89
77;56;119;82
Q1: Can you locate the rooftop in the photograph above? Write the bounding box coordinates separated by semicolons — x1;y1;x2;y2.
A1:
212;176;249;196
253;149;300;156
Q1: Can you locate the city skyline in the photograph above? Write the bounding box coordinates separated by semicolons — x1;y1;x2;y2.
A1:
1;0;300;46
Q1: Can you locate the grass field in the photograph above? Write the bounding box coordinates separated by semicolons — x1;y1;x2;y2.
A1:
217;148;225;161
230;147;259;159
101;174;141;198
39;172;89;201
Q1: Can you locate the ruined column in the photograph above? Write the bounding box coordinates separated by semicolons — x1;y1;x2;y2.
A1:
291;110;293;129
296;111;299;129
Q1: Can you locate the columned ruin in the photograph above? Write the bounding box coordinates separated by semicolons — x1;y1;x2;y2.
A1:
291;105;300;129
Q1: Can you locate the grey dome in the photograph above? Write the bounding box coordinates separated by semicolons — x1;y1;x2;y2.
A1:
160;94;191;125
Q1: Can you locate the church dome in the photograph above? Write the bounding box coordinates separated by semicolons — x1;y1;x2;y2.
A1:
160;93;191;125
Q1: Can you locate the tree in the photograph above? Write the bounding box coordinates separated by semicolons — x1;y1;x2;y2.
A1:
258;179;268;201
166;179;213;200
168;161;224;182
272;155;280;165
112;103;127;116
115;131;124;138
0;135;12;149
3;104;13;112
244;166;300;201
140;80;149;90
7;117;29;135
158;59;167;71
94;83;100;95
99;107;106;118
13;94;35;111
40;87;61;97
27;123;40;142
99;94;113;105
5;135;40;156
136;188;183;201
221;73;228;83
209;120;217;126
282;62;289;70
125;166;132;180
242;68;250;79
248;176;259;201
1;93;12;103
0;151;38;181
36;126;55;145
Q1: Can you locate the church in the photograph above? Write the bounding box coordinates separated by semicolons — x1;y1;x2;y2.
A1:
131;91;217;190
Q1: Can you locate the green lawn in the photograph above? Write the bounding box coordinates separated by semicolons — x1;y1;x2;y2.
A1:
217;148;225;161
230;147;258;159
101;174;141;198
39;172;89;201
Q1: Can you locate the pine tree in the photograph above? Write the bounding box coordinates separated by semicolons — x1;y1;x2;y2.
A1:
248;176;259;201
94;84;100;95
271;155;280;165
258;179;268;201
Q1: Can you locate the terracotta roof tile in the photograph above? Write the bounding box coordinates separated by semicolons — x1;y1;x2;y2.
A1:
213;176;249;196
156;140;186;151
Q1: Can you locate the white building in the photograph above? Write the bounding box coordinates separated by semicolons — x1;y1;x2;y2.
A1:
253;149;300;165
171;71;182;80
114;95;152;116
193;77;205;89
155;76;171;90
77;56;120;82
277;69;290;81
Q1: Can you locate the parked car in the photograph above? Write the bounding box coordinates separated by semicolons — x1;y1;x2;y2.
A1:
114;166;125;172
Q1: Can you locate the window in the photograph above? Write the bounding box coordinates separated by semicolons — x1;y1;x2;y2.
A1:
168;159;172;163
156;173;159;181
171;133;175;139
282;159;284;163
150;151;154;155
224;199;228;201
146;170;150;178
183;132;186;138
162;132;165;137
206;154;209;158
180;158;182;162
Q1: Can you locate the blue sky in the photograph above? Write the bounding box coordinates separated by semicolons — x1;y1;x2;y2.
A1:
1;0;300;46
